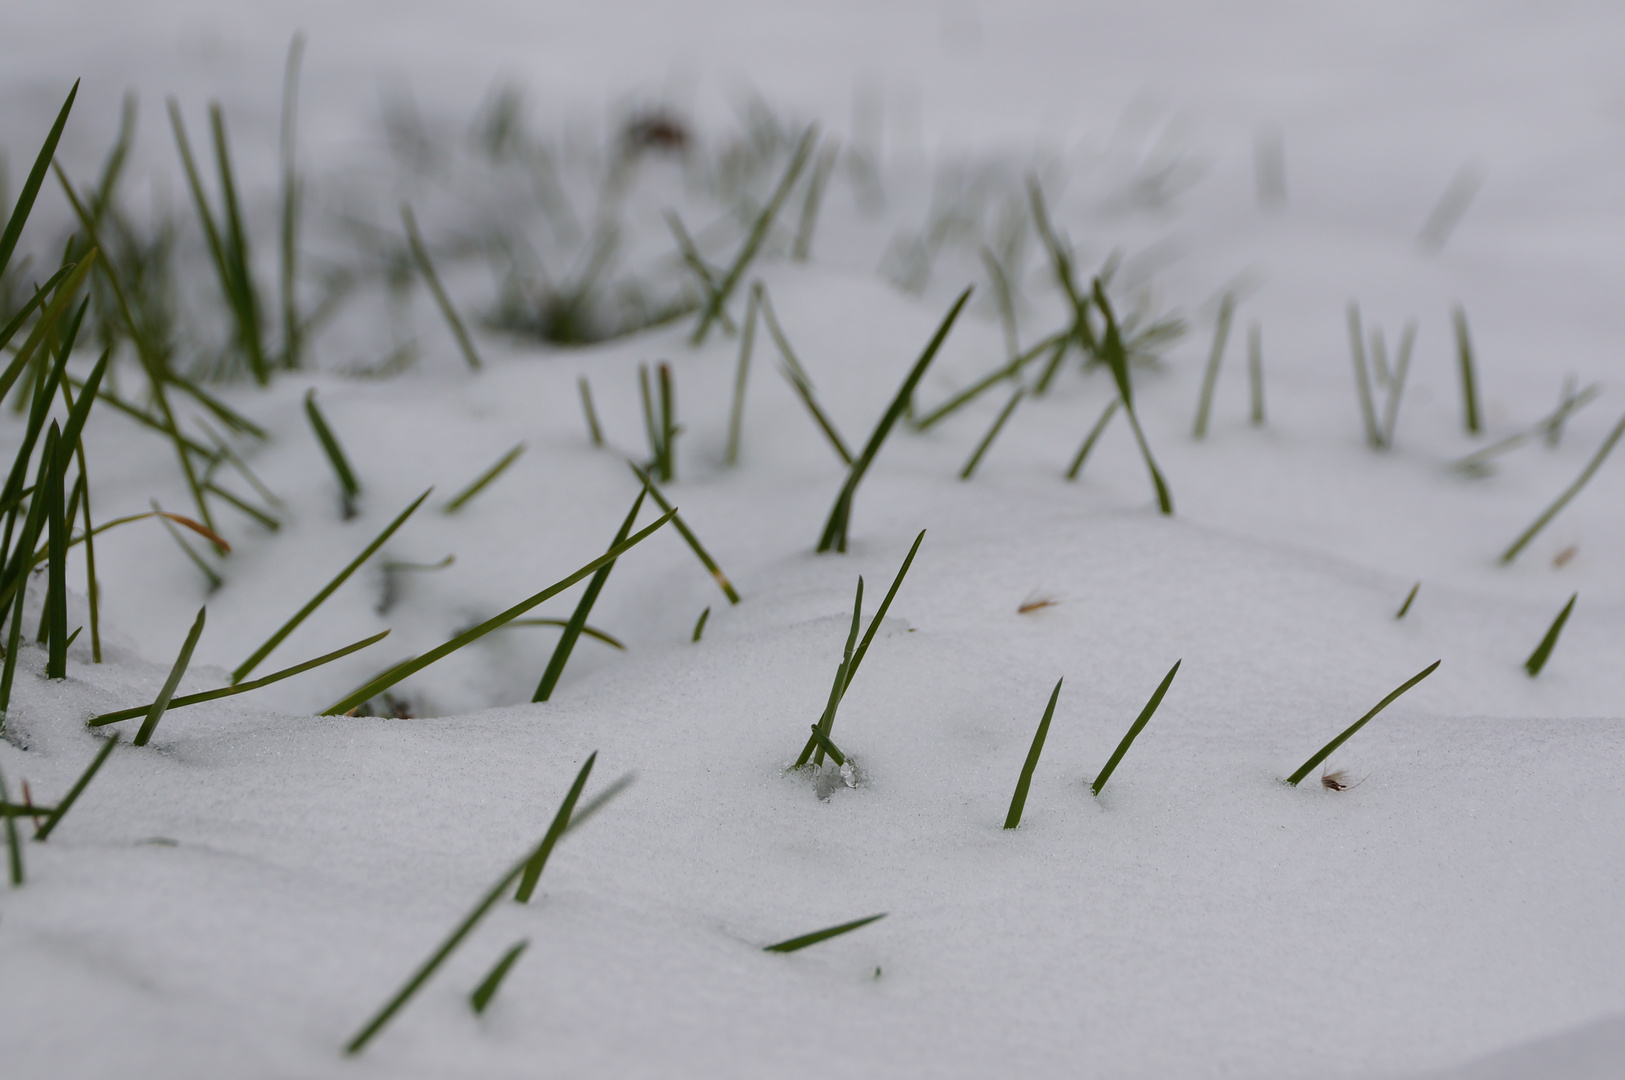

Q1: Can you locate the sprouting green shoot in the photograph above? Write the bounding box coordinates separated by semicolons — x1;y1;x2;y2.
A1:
444;444;525;514
470;939;529;1015
692;607;710;643
233;489;430;683
1453;306;1480;435
578;376;604;447
1395;582;1420;620
322;510;675;715
134;607;207;747
1286;660;1440;786
1005;677;1062;829
1092;660;1180;796
402;204;483;372
725;283;760;465
515;752;596;902
1092;279;1173;514
1524;593;1576;677
629;464;740;604
1192;293;1235;439
800;577;863;768
344;753;602;1056
763;912;885;953
34;733;119;841
1346;303;1382;449
1500;413;1625;564
91;631;391;728
0;763;23;885
819;288;971;552
1066;399;1120;480
304;388;361;515
960;387;1025;480
1247;323;1265;426
534;492;645;703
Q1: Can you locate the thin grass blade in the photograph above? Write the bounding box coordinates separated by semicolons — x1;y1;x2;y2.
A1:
1453;306;1480;435
1524;593;1576;677
1248;323;1265;426
0;80;78;281
402;204;483;371
1066;399;1120;480
515;752;596;901
534;492;645;702
1192;294;1235;439
578;376;604;446
959;386;1024;479
1091;659;1180;796
34;734;118;841
304;389;361;510
133;607;206;747
1286;660;1440;785
444;444;524;514
1395;582;1420;620
692;607;710;642
1500;413;1625;564
763;912;885;953
469;939;529;1015
1005;677;1062;829
629;465;740;603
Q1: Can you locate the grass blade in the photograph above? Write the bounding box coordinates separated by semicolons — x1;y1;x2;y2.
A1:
760;285;853;465
305;389;361;515
515;752;596;901
629;464;740;604
725;284;760;465
1065;399;1120;480
233;489;429;682
578;376;604;446
1395;582;1420;620
959;386;1024;480
322;509;675;715
44;424;68;678
504;620;625;651
913;332;1065;432
444;444;524;515
1091;660;1180;796
1453;305;1480;435
1191;293;1235;439
845;529;924;688
154;501;223;592
280;32;306;368
807;724;847;766
1500;412;1625;564
402;204;483;371
1248;322;1265;426
534;492;645;702
469;939;529;1015
1380;320;1417;447
1524;593;1576;677
792;140;838;262
91;630;391;728
1347;303;1382;448
0;80;77;281
134;607;206;747
818;287;971;552
1092;280;1173;514
211;103;269;384
692;606;710;643
1004;677;1062;829
0;764;23;885
763;912;885;953
1286;660;1440;785
33;733;118;841
0;444;54;722
980;245;1020;362
561;771;635;838
799;577;863;767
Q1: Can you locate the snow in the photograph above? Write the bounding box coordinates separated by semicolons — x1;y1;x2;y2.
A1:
4;2;1625;1077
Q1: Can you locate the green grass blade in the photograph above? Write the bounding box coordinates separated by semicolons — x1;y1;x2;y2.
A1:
796;577;863;767
726;283;761;465
0;764;23;885
133;607;206;747
959;386;1024;480
844;529;924;690
578;376;604;447
515;752;596;902
692;606;710;643
322;510;675;715
210;103;268;384
1286;660;1440;785
1091;660;1180;796
534;491;645;702
304;388;361;510
91;630;391;728
1524;593;1576;677
469;939;529;1015
1395;582;1420;620
0;264;74;353
402;204;483;372
280;33;306;369
0;80;77;281
1192;293;1235;439
1092;280;1173;514
630;464;740;603
1066;399;1120;480
205;481;280;531
44;424;67;678
792;141;838;262
1005;677;1062;829
913;332;1065;432
34;733;118;841
807;724;847;766
154;503;223;592
1346;303;1382;448
444;444;525;514
0;445;53;721
1380;320;1417;447
504;620;626;651
0;253;95;406
233;489;429;683
560;771;635;838
1453;305;1480;435
1248;323;1266;426
763;912;885;953
819;287;971;552
1500;412;1625;564
759;285;854;465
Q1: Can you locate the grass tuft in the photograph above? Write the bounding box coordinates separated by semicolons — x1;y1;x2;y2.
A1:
1524;593;1576;677
134;607;207;747
1091;660;1180;796
1286;660;1440;786
1005;677;1062;829
763;912;885;953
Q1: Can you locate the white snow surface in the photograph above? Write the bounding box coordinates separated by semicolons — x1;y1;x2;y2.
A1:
4;2;1625;1077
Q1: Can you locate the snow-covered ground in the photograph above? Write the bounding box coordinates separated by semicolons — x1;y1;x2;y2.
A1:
4;3;1625;1077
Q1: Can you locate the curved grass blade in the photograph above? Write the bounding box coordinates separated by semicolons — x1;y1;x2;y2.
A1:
469;939;529;1015
630;464;739;603
764;912;885;953
1286;660;1440;786
505;619;625;651
91;630;391;728
1524;593;1576;677
444;444;524;514
322;509;675;715
534;492;645;702
515;752;596;902
134;607;206;747
819;287;971;552
153;501;222;592
1091;659;1179;796
1005;677;1062;829
796;577;863;767
403;204;483;371
1500;413;1625;564
34;734;118;841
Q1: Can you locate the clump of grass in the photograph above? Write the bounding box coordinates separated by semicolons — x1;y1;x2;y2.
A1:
533;491;645;702
629;464;740;604
818;290;970;552
638;362;678;482
134;607;207;747
304;388;361;518
444;444;525;515
1091;660;1180;797
763;912;885;953
1285;660;1440;786
1499;413;1625;564
692;606;710;642
402;204;484;371
1191;293;1235;439
1005;677;1062;829
469;940;529;1015
1524;593;1576;677
1395;582;1420;620
34;734;119;841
